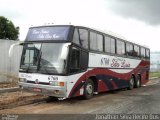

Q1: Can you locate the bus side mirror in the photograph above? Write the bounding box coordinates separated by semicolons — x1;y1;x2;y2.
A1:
9;42;24;57
60;43;71;59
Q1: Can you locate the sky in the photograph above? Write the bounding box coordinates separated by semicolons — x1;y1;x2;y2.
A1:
0;0;160;51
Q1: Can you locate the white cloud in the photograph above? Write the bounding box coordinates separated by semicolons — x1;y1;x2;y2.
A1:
0;0;159;51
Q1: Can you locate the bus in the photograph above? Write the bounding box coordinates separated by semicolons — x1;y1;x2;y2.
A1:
18;25;150;99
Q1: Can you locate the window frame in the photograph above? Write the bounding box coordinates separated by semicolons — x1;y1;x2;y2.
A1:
126;42;133;56
72;26;150;61
68;45;89;74
72;28;80;45
69;46;81;73
133;45;140;57
145;48;150;59
89;31;103;52
78;28;89;49
104;36;116;54
116;39;125;55
140;47;146;58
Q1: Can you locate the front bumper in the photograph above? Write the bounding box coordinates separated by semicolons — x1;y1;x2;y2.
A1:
19;82;67;98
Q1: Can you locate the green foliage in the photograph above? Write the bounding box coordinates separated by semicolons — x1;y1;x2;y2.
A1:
0;16;19;40
150;72;160;78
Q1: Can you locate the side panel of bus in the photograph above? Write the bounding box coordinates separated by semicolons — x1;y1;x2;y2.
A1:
68;52;150;98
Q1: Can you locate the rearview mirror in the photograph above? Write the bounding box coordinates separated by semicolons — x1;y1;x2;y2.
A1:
9;41;24;57
60;43;71;59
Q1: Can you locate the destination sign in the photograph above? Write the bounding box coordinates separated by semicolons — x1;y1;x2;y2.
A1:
26;26;70;41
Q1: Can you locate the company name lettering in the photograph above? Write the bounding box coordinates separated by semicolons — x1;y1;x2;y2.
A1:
111;58;130;68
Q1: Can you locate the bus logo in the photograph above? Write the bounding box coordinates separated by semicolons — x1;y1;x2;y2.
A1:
35;79;39;84
101;57;109;66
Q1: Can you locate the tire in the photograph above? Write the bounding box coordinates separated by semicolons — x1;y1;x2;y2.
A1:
83;79;94;99
135;75;141;88
128;76;135;90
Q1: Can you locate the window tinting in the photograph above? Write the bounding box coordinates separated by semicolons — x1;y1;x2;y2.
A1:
126;43;133;56
110;38;116;54
105;36;115;54
79;29;88;49
134;45;140;57
21;43;69;74
90;32;96;50
116;40;125;55
81;50;88;70
97;34;103;51
141;47;145;58
105;36;110;53
90;32;103;51
72;28;80;45
70;47;80;73
146;49;150;59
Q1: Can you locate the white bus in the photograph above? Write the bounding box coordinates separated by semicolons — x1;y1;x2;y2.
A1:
18;25;150;99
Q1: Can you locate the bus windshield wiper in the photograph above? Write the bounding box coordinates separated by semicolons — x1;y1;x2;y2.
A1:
37;51;51;74
26;63;31;73
26;49;31;73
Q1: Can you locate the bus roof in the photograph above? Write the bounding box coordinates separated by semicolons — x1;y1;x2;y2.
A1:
29;24;149;49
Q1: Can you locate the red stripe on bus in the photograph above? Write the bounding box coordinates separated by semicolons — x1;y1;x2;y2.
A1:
69;60;149;97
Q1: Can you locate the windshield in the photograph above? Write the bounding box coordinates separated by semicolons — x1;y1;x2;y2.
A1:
20;43;69;74
26;26;70;41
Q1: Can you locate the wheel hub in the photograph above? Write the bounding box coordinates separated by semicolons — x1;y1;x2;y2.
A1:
130;78;134;86
86;84;93;94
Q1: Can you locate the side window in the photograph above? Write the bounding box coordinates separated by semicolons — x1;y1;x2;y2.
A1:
24;50;34;64
90;32;103;52
146;49;150;59
105;36;110;53
110;38;116;54
81;50;88;70
134;45;140;57
121;41;125;55
116;39;125;55
72;28;80;45
141;47;145;58
79;29;88;49
105;36;115;54
70;47;80;73
97;34;103;51
126;43;133;56
22;48;39;66
90;32;97;50
69;47;88;73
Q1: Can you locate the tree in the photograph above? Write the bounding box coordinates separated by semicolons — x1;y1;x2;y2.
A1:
0;16;19;40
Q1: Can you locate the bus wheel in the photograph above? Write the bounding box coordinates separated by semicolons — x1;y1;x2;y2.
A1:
83;79;94;99
128;76;135;90
135;75;141;88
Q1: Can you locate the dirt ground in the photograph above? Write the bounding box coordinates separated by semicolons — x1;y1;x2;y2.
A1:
0;79;160;117
0;78;159;112
0;82;18;88
0;91;46;110
0;74;19;88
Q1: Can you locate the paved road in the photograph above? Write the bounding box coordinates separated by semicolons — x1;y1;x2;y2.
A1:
0;79;160;120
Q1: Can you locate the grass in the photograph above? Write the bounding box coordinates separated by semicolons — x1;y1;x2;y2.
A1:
149;72;160;78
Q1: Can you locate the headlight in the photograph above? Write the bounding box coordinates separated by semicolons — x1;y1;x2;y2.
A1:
49;81;64;86
49;81;58;86
19;78;27;82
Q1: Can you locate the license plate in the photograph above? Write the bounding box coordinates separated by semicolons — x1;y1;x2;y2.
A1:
33;88;41;92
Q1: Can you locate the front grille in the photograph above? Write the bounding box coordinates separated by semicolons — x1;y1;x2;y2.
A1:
27;80;50;85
